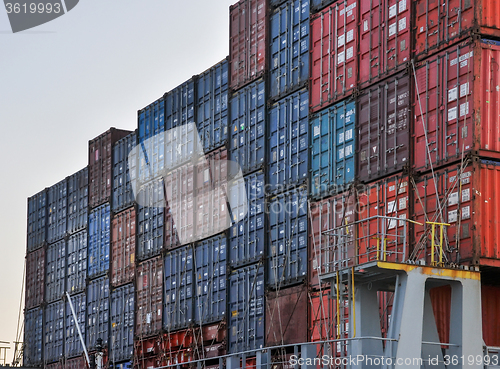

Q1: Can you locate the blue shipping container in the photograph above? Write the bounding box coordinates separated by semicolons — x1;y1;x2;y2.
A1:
228;264;265;353
194;234;226;325
88;203;110;279
110;362;133;369
67;167;88;235
196;59;229;152
47;178;68;243
269;0;310;99
45;239;66;303
164;245;194;331
24;307;43;366
86;276;110;350
65;292;86;358
137;179;164;261
310;0;335;11
267;186;308;286
310;100;356;198
67;230;87;295
268;89;309;193
27;189;47;252
113;131;137;213
44;300;65;363
110;284;134;363
229;79;266;175
229;170;266;267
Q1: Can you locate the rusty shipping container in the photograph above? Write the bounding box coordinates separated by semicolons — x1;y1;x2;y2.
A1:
47;178;68;243
27;189;47;252
414;39;500;172
67;167;88;235
229;0;268;90
136;256;163;338
26;247;45;309
111;207;136;287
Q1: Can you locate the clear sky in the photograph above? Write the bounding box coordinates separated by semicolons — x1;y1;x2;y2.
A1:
0;0;235;363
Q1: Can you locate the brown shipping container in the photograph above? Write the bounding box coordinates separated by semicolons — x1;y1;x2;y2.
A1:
412;158;500;267
229;0;268;90
161;328;195;351
265;284;308;346
136;257;163;337
89;128;130;209
25;247;45;309
414;39;500;172
414;0;500;58
111;207;136;287
357;72;410;182
134;335;161;359
65;357;87;369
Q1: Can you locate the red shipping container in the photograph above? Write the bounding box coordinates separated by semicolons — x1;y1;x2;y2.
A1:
412;159;500;267
198;342;226;359
413;39;500;172
414;0;500;58
136;257;163;337
378;291;394;337
358;0;410;88
160;328;195;351
89;128;130;209
308;192;356;289
160;347;195;367
45;362;63;369
111;207;136;287
65;356;87;369
310;0;358;112
265;284;308;346
134;354;161;369
197;322;226;344
134;335;161;358
25;247;45;309
229;0;268;90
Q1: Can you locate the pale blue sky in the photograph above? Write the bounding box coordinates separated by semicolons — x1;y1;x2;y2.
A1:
0;0;235;362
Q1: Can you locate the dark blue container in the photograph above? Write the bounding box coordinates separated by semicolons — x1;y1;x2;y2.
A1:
310;99;356;198
65;292;86;358
269;0;310;99
164;245;194;331
67;230;87;295
67;167;88;235
310;0;335;12
229;79;266;175
47;178;68;243
24;307;43;366
113;131;137;213
229;170;266;267
44;300;65;363
137;179;164;261
196;59;229;152
27;189;47;252
86;276;110;350
109;362;133;369
194;234;226;325
45;239;66;303
268;89;309;193
88;203;110;279
228;264;265;353
109;283;134;362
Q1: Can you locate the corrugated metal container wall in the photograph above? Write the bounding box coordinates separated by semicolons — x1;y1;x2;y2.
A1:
111;207;136;288
164;246;194;331
88;203;111;279
309;0;358;112
358;0;410;88
47;178;67;243
137;179;165;260
67;230;87;295
45;239;66;303
86;276;110;350
110;283;135;363
24;307;43;366
138;97;165;184
67;168;88;235
65;292;86;358
308;289;349;342
412;159;500;267
89;128;131;209
482;285;500;347
267;186;308;287
308;192;356;289
229;0;268;90
26;247;45;309
268;89;309;193
228;264;265;353
113;131;137;213
269;0;310;99
136;257;163;337
27;189;47;252
46;362;63;369
229;170;266;267
44;300;65;363
194;234;227;325
414;0;500;58
65;356;86;369
414;39;500;172
196;59;229;152
110;362;133;369
310;0;335;12
310;100;355;199
265;284;308;346
357;72;410;182
229;79;266;175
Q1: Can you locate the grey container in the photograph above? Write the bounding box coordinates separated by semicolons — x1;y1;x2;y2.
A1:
65;292;86;358
24;307;43;366
109;283;135;363
44;300;65;363
137;179;164;261
67;167;88;235
27;189;47;252
86;276;110;350
47;178;68;243
67;230;87;295
112;131;137;213
45;239;66;303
